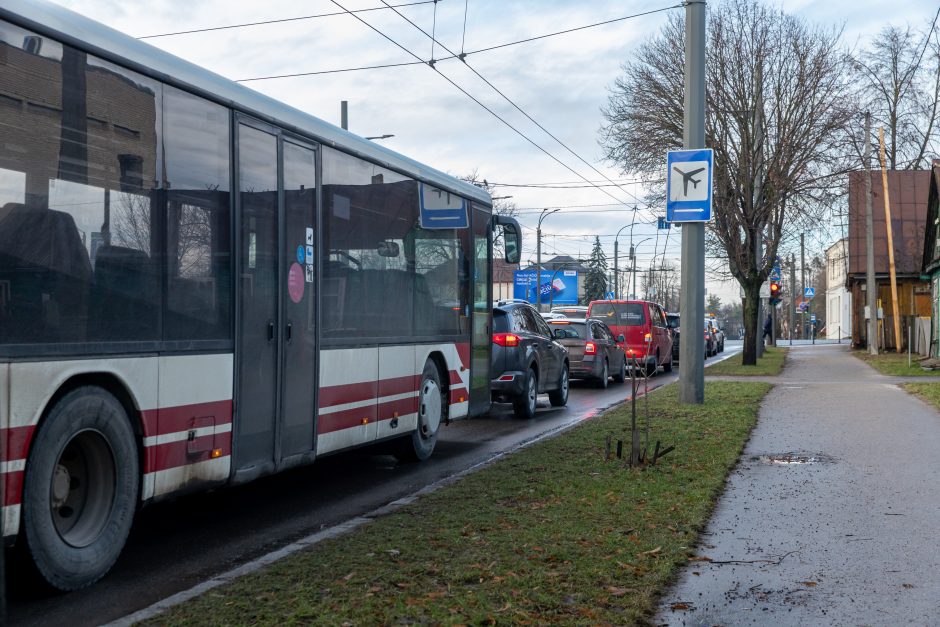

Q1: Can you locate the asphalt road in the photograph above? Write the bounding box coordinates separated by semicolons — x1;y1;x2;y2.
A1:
7;345;739;627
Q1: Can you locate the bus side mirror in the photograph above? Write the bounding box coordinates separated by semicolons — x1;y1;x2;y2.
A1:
494;216;522;264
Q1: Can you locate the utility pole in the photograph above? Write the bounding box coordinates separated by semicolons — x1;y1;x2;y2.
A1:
679;0;706;404
878;127;902;352
341;100;348;130
789;253;796;345
865;112;878;354
613;239;619;299
801;232;806;339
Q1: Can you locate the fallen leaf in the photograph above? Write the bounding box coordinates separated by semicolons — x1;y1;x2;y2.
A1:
639;546;662;556
607;586;635;596
670;602;691;610
801;581;817;587
342;572;355;581
902;583;915;589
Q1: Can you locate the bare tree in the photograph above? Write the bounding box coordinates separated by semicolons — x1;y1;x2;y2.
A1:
599;0;855;364
853;18;940;170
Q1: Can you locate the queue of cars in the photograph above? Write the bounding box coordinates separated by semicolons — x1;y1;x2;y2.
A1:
491;299;727;418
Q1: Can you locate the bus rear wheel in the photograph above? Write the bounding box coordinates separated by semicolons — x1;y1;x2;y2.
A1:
396;360;445;462
22;386;139;591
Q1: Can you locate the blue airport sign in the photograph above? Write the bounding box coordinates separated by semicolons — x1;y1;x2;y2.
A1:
666;148;713;222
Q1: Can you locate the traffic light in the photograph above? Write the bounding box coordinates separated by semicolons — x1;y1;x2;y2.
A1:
769;281;781;305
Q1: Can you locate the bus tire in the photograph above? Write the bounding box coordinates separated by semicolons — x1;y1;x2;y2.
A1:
396;360;444;462
21;386;139;591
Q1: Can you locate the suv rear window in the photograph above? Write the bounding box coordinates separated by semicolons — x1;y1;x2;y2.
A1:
549;321;585;338
590;303;645;325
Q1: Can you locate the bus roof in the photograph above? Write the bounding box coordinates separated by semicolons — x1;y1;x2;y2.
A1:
1;0;492;206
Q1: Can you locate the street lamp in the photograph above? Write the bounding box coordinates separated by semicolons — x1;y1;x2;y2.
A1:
535;208;560;312
364;134;395;140
630;237;652;299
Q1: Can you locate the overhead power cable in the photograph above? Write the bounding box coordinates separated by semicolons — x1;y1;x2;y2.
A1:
329;0;652;215
377;0;674;212
137;1;437;39
235;4;682;82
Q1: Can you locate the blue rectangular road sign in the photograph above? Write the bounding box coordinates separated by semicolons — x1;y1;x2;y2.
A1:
666;149;713;222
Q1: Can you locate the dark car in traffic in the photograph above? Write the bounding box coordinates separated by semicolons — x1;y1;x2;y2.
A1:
666;312;680;363
548;318;627;388
491;302;570;419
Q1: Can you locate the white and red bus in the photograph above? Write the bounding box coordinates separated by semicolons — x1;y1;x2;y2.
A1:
0;0;521;591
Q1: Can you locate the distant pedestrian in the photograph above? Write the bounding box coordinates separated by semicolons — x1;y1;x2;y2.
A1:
762;313;772;342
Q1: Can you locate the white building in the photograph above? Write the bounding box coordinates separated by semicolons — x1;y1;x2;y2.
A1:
826;238;852;339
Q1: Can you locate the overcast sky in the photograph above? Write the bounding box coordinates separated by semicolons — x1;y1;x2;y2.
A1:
52;0;937;304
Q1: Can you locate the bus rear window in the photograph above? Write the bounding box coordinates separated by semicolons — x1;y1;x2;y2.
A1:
590;303;645;325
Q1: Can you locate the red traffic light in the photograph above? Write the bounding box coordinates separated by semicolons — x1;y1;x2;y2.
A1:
769;282;781;296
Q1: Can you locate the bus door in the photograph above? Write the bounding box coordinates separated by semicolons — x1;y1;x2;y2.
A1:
234;119;318;481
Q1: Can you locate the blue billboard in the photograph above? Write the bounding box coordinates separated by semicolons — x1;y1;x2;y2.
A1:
513;270;579;305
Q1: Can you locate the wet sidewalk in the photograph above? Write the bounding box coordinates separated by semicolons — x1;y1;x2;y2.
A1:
657;344;940;626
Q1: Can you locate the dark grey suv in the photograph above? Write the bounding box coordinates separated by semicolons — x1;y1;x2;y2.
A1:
491;303;569;419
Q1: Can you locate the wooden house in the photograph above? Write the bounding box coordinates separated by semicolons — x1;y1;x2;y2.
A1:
847;169;931;350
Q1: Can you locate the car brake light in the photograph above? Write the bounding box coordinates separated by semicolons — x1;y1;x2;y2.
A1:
644;332;651;342
493;333;520;347
585;342;596;354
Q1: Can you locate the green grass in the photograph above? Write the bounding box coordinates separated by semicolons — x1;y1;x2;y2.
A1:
705;346;788;376
902;382;940;407
144;381;771;627
854;350;940;377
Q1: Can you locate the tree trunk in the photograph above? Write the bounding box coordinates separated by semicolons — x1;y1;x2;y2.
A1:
741;285;761;365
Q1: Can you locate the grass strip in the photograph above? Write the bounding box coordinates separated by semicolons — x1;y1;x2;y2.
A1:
854;350;940;377
705;346;787;376
902;382;940;407
146;381;771;626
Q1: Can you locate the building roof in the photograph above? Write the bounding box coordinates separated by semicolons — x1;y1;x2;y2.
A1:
847;170;930;277
528;255;591;273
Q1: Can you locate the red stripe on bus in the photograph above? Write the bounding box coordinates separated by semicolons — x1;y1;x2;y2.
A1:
377;374;421;398
317;404;378;435
318;380;378;409
455;342;471;371
140;400;233;438
377;396;417;421
144;432;233;474
2;425;36;462
4;470;23;506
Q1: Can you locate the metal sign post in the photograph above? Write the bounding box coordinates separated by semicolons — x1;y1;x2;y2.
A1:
677;0;707;404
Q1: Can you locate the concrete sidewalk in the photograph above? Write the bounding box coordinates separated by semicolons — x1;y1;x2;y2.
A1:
657;344;940;626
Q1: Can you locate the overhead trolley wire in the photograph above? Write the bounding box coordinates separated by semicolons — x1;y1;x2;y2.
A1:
234;4;683;83
137;0;438;39
328;0;658;216
376;0;678;214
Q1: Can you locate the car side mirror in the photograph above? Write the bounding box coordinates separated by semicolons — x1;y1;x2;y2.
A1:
617;334;625;342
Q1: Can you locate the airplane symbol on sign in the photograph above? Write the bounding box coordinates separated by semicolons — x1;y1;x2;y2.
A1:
672;166;706;196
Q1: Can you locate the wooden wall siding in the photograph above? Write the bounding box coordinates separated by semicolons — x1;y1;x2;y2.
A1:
849;279;931;349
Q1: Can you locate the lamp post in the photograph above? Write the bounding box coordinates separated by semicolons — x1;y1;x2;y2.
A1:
614;224;631;299
630;237;653;299
364;134;395;140
535;208;560;311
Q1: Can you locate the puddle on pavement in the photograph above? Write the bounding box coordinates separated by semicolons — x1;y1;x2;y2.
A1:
753;452;835;465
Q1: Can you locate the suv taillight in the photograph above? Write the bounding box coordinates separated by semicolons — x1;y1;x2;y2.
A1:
585;341;597;354
493;333;520;347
